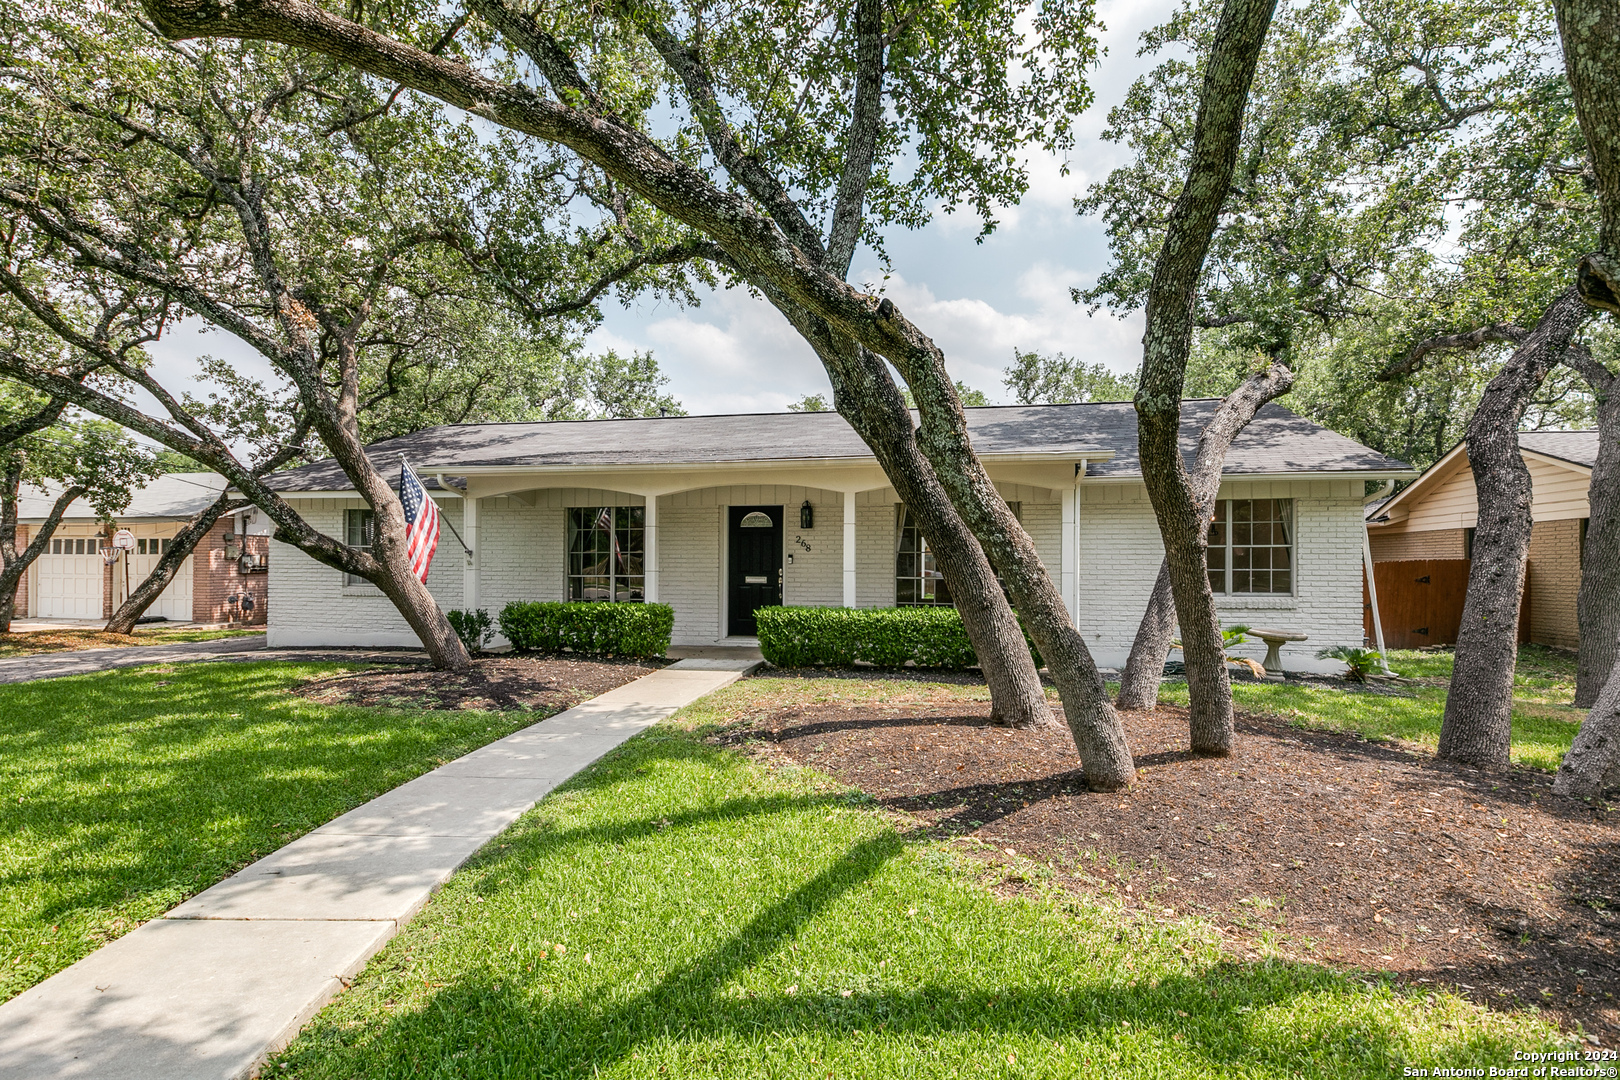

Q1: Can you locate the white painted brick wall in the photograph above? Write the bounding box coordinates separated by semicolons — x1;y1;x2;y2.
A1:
267;497;464;647
268;478;1368;669
782;494;841;609
661;505;721;644
855;497;896;608
478;498;565;611
1021;503;1062;582
1076;479;1368;672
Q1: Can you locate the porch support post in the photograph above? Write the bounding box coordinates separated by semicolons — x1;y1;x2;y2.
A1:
1061;482;1078;621
843;492;857;608
643;495;659;603
462;495;479;611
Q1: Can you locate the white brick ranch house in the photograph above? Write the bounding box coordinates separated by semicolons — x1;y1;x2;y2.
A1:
262;402;1413;672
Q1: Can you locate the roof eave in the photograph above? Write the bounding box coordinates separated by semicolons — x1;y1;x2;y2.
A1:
1082;467;1419;484
270;448;1120;493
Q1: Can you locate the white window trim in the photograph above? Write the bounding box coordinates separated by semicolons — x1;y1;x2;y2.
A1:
1207;497;1297;598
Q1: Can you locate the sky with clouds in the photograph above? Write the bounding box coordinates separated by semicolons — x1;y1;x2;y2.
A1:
143;0;1176;417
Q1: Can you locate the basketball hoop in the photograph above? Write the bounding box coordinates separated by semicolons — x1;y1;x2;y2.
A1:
101;546;121;565
111;529;136;550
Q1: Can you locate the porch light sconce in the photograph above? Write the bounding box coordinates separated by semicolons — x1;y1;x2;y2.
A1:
800;500;814;529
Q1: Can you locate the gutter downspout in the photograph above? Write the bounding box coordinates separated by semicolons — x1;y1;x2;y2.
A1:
1363;480;1394;675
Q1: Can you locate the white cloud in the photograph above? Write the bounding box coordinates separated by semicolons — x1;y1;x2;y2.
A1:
590;286;827;414
860;265;1142;397
593;264;1142;413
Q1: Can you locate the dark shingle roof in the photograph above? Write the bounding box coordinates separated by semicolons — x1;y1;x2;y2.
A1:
1074;400;1409;477
266;401;1410;492
1518;430;1597;469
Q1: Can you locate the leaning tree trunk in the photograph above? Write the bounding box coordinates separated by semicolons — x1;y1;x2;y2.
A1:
1118;565;1177;711
1556;645;1620;797
1571;366;1620;707
106;491;245;634
1549;0;1620;793
806;324;1054;729
1118;362;1294;711
896;476;1054;729
1440;286;1589;768
1132;0;1280;754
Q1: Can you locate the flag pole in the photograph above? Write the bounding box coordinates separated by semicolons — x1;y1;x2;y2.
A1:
400;454;472;558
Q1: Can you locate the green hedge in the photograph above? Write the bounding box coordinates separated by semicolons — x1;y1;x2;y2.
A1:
497;601;674;658
755;605;1039;670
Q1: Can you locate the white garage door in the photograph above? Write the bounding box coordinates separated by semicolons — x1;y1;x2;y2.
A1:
35;535;104;619
128;539;193;622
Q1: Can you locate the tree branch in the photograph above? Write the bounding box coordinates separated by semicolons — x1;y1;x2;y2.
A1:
1380;323;1531;380
633;18;828;263
825;0;884;278
0;396;69;448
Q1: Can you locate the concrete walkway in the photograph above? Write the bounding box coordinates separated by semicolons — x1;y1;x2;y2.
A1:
0;657;759;1079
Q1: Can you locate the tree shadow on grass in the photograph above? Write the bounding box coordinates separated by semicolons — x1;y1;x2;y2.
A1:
0;661;532;999
277;735;1539;1078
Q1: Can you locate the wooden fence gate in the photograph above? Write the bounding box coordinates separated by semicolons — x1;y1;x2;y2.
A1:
1363;558;1530;649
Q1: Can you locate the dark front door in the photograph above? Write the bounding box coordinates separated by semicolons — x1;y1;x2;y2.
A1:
728;505;783;636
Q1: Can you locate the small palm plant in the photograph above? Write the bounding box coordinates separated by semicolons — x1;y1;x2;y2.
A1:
1172;624;1266;678
1317;644;1384;682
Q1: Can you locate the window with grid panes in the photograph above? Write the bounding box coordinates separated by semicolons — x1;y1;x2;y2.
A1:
1207;498;1294;594
896;503;1020;606
567;506;644;602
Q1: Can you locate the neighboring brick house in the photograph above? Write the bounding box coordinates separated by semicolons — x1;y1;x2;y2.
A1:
12;472;270;626
263;402;1413;673
1365;431;1593;650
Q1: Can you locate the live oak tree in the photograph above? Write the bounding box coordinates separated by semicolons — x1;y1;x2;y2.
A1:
1550;0;1620;798
1082;0;1600;742
0;4;697;670
1348;0;1597;768
996;342;1292;713
1100;0;1281;752
135;0;1112;740
1116;362;1294;711
1417;288;1591;768
1002;350;1136;406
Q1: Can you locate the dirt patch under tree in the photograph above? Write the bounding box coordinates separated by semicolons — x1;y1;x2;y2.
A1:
719;684;1618;1042
297;654;662;712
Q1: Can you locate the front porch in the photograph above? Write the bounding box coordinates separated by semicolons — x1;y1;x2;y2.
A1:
455;476;1070;649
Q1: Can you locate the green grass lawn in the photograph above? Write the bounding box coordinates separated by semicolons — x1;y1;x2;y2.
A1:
0;661;542;1002
0;625;264;658
271;683;1566;1079
1159;645;1584;771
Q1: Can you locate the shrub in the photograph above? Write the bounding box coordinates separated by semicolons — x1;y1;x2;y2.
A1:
755;605;1039;670
497;601;674;658
446;609;495;655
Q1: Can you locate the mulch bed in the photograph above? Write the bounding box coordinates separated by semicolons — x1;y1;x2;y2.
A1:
721;688;1620;1041
297;654;662;712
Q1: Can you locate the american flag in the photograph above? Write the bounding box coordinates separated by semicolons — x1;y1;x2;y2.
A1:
399;460;440;583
